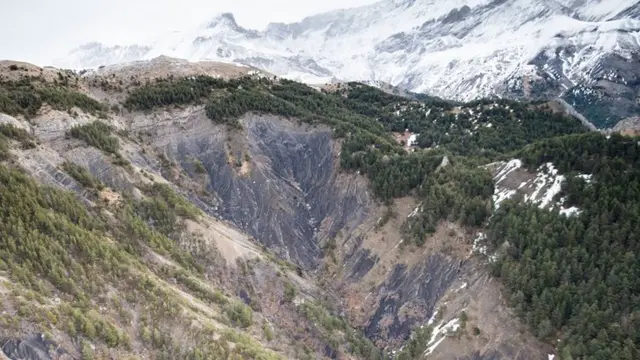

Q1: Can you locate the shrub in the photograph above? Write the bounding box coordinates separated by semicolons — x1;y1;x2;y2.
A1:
62;161;103;189
225;302;253;328
193;159;206;174
69;121;119;155
284;281;296;303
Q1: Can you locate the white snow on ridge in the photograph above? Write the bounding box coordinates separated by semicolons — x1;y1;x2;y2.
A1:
492;159;592;218
471;232;488;255
55;1;640;103
283;71;335;85
573;0;639;21
526;163;566;209
494;159;523;183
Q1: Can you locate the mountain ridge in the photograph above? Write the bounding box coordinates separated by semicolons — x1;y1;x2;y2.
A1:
55;0;640;128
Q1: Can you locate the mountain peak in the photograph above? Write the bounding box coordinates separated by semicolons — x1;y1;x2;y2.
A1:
58;0;640;127
206;12;240;30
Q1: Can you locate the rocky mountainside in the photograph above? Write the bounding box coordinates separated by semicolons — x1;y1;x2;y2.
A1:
1;57;639;360
57;0;640;128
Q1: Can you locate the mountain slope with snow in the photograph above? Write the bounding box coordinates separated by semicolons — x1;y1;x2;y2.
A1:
58;0;640;128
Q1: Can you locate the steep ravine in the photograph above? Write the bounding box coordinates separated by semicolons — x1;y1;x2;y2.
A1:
141;110;374;269
132;106;550;359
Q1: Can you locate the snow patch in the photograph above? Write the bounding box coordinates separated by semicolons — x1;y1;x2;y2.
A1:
493;188;517;209
577;174;593;183
526;163;565;209
559;206;581;217
407;134;419;147
426;309;439;327
494;160;590;216
408;203;422;218
424;317;461;356
494;159;523;183
471;232;488;255
56;0;640;106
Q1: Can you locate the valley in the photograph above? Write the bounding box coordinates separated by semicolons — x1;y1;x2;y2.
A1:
0;48;638;360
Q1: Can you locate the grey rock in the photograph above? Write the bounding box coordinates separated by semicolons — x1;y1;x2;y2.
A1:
154;113;373;269
1;335;73;360
365;255;460;342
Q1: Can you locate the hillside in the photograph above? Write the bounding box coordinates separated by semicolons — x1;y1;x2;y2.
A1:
0;58;638;360
56;0;640;129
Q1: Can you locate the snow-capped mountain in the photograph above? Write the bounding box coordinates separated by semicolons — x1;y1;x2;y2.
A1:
57;0;640;128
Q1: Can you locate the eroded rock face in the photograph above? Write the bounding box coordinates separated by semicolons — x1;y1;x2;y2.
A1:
612;115;640;136
152;112;373;269
1;335;73;360
368;256;460;341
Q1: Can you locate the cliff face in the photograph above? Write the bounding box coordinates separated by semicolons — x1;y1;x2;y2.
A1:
143;111;374;269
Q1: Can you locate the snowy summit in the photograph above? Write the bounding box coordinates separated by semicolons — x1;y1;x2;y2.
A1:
56;0;640;126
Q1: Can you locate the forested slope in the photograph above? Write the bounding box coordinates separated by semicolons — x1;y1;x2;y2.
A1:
489;133;640;359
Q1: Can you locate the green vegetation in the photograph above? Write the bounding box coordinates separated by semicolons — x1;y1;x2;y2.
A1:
123;77;586;247
298;300;383;359
122;184;202;272
193;158;206;174
414;101;587;157
263;323;274;341
69;121;119;154
123;75;229;111
395;325;433;360
124;76;391;138
137;183;200;223
62;161;104;189
0;124;37;160
0;123;36;147
0;159;281;358
0;163;129;346
167;267;227;305
3;73;615;357
283;281;297;303
0;78;106;118
489;132;640;359
404;160;493;244
68;121;131;167
225;301;254;328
